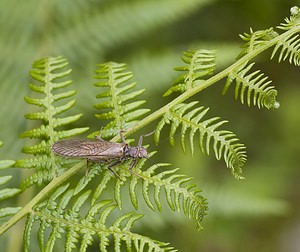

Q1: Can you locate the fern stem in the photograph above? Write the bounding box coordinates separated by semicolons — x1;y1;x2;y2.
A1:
121;26;299;138
0;161;85;235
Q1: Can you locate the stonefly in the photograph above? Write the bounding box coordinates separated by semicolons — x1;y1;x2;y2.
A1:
52;131;152;179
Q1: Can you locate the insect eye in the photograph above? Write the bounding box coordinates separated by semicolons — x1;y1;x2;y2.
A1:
123;144;129;153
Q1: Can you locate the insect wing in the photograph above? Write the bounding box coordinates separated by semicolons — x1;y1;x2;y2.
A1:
52;139;117;158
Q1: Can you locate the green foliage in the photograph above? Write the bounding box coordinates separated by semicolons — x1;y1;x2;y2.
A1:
154;102;246;179
15;57;89;189
91;62;150;138
85;152;207;231
3;56;208;251
163;49;216;96
271;8;300;66
238;28;279;58
0;142;21;219
0;0;214;155
155;49;246;179
23;184;176;252
222;62;278;109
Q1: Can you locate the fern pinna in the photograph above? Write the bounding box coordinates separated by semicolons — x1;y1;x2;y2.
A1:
222;62;278;109
271;6;300;66
154;102;246;179
163;49;216;96
0;142;21;219
15;56;89;188
91;62;150;139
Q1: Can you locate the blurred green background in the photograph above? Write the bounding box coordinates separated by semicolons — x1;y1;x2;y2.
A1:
1;0;300;251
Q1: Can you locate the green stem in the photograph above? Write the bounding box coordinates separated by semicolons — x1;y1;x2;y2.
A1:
120;26;300;138
0;161;85;235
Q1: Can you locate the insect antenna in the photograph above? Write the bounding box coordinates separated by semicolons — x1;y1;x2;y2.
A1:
138;130;155;146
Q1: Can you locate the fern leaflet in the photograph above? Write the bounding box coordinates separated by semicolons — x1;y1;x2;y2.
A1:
0;142;21;219
238;28;279;58
271;33;300;66
276;6;300;31
269;6;300;65
222;62;279;109
91;62;150;138
24;183;176;252
164;49;216;96
154;102;246;179
15;57;89;189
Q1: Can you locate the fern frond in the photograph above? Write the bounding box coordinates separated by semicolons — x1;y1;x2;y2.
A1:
24;183;176;252
276;6;300;31
90;152;207;231
154;102;246;179
238;28;279;58
91;62;150;138
20;170;54;190
0;142;21;219
223;62;279;109
15;57;89;187
164;49;216;96
269;7;300;66
271;33;300;66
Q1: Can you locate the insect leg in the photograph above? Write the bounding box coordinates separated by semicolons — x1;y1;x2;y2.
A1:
129;159;143;179
85;159;90;177
95;127;105;141
107;161;122;180
119;130;127;143
82;159;90;183
130;159;137;169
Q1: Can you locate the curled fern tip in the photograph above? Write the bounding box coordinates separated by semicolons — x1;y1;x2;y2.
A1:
273;101;280;109
291;6;300;16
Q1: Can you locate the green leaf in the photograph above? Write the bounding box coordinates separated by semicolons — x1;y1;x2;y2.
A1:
223;62;279;109
0;160;15;169
0;188;21;201
271;33;300;66
16;56;89;188
155;102;246;179
0;144;20;220
164;49;216;96
238;28;278;58
90;153;208;230
90;62;150;138
23;182;176;251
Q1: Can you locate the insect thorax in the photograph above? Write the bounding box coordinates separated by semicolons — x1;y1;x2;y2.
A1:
123;145;148;159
